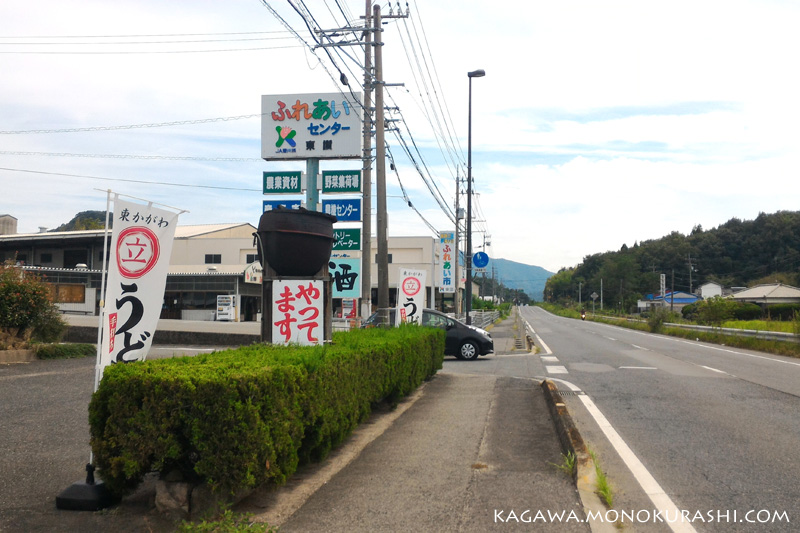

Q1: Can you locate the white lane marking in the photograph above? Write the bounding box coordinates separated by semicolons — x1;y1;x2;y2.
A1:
592;320;800;369
550;378;698;533
630;344;650;351
700;365;728;374
619;366;657;370
541;356;559;363
523;317;552;355
546;365;568;374
604;336;617;341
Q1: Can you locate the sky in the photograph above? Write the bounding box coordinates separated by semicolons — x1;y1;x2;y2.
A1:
2;0;800;274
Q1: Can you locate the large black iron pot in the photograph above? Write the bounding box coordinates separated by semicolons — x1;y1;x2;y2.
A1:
255;206;337;276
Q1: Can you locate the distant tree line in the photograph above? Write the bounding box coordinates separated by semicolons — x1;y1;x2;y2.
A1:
545;210;800;311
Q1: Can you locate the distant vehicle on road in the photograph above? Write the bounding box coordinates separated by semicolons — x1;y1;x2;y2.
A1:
362;308;493;360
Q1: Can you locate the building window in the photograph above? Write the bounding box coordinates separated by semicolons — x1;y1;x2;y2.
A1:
205;254;222;264
40;253;53;263
374;253;392;264
246;253;258;264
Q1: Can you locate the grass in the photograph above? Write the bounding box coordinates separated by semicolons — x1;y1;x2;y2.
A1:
550;451;576;477
589;450;613;508
177;510;276;533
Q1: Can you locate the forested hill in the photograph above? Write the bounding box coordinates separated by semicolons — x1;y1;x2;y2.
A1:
545;210;800;307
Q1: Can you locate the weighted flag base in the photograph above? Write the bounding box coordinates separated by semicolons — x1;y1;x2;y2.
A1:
56;464;116;511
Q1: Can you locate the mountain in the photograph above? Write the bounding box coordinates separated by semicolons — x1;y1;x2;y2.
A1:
50;211;108;232
485;257;554;301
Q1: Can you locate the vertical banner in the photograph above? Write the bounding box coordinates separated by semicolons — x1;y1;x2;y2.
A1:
439;231;455;293
99;197;180;372
272;280;324;345
396;268;427;325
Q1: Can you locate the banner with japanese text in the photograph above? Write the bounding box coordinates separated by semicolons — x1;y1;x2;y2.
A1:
396;268;426;325
328;258;360;299
272;280;324;345
438;231;455;293
99;197;180;372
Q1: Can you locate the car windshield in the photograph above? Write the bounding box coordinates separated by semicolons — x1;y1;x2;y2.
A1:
422;311;452;328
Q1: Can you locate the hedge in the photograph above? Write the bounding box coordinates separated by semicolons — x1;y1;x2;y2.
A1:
89;325;444;497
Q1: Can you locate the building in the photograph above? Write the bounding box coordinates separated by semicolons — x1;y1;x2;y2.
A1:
637;291;699;313
730;283;800;306
1;221;472;321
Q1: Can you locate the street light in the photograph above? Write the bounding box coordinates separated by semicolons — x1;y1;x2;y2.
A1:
466;68;485;325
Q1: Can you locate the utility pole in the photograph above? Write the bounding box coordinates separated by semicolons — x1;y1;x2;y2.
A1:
360;0;373;321
373;4;389;324
454;170;461;316
687;254;694;294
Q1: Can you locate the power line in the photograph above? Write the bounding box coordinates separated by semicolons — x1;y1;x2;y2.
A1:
0;113;262;135
0;167;259;192
0;150;263;162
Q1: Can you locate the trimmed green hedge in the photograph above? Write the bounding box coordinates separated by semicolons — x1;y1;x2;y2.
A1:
89;326;444;497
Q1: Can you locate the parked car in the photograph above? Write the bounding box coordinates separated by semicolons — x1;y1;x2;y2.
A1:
362;308;493;360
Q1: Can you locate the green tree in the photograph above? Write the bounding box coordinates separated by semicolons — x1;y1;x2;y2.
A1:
694;296;737;327
0;261;65;347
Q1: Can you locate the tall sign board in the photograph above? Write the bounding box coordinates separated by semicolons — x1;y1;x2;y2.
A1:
261;93;363;161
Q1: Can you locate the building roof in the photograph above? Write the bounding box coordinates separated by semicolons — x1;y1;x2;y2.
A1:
731;283;800;300
174;223;255;238
168;264;249;276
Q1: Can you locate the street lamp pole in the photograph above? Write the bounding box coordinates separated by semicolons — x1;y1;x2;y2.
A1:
466;68;485;326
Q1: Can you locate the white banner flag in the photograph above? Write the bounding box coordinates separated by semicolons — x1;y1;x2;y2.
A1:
99;197;180;371
396;268;426;325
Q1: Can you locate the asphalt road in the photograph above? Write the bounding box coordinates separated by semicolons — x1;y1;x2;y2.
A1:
520;306;800;532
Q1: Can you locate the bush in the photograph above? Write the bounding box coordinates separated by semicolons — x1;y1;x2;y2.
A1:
89;326;445;497
0;262;66;346
732;302;763;321
766;304;800;321
35;343;95;359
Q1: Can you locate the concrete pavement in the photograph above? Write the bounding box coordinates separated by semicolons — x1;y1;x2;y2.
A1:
0;312;599;532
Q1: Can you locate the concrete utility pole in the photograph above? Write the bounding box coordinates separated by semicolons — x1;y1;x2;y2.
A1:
374;4;390;324
360;0;373;320
454;170;461;316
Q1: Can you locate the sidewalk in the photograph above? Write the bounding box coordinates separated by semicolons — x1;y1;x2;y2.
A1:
0;313;593;532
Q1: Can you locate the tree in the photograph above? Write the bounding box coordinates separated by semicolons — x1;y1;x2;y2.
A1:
694;296;737;327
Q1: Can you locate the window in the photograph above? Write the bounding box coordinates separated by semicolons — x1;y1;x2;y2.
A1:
246;253;258;264
374;253;392;264
204;254;222;264
40;253;53;263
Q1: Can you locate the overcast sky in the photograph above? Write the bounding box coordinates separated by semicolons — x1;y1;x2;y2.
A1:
2;1;799;273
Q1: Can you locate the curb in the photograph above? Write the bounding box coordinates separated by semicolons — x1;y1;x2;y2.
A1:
541;380;616;533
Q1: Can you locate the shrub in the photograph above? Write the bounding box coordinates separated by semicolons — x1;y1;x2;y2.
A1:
732;302;763;321
89;326;444;497
0;261;66;346
35;343;95;359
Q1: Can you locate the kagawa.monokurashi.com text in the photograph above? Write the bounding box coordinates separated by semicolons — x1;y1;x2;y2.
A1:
493;508;790;525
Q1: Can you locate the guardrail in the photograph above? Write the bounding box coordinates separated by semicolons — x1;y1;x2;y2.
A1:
664;322;800;343
593;314;800;344
469;310;500;329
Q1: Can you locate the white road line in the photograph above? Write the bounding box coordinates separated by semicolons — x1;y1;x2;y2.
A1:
546;365;568;374
630;344;650;351
523;317;552;355
619;366;657;370
541;356;559;363
700;365;728;374
550;377;698;533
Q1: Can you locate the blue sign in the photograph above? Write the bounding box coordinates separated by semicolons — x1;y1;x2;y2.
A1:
263;200;302;212
322;198;362;222
472;251;489;269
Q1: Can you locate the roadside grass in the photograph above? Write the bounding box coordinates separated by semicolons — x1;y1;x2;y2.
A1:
549;451;576;478
590;450;613;508
177;510;276;533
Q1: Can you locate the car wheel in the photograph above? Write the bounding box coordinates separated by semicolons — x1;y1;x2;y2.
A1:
457;340;479;360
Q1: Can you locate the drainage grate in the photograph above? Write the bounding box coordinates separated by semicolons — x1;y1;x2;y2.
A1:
556;391;585;396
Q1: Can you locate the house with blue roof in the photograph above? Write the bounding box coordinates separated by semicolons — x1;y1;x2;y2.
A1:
637;290;699;313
